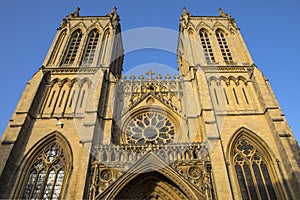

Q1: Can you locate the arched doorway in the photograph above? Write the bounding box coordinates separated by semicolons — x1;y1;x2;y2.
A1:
115;171;189;200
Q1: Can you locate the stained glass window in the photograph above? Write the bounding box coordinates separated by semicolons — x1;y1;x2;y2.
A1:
233;139;277;200
22;143;66;199
125;112;175;145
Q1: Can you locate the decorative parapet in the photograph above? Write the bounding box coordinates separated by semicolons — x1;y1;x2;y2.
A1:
116;71;184;117
89;143;214;199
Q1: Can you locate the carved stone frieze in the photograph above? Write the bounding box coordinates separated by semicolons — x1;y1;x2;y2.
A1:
42;67;100;75
199;66;253;73
88;143;212;199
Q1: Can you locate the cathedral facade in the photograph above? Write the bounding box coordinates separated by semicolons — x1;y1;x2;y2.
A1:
0;8;299;199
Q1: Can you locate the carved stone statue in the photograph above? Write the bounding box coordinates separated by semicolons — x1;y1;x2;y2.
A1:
67;7;80;19
218;8;230;18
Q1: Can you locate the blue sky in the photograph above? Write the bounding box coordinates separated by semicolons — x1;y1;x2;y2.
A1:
0;0;299;142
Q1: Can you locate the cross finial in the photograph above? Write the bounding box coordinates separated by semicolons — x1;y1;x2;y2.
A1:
146;70;155;80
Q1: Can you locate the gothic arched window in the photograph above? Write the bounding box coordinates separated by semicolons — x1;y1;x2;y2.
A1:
21;142;68;199
63;29;83;65
216;29;233;63
81;29;100;65
98;30;110;64
199;29;215;63
233;139;277;200
48;29;67;65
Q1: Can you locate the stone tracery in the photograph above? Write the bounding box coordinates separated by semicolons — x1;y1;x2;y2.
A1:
125;112;175;144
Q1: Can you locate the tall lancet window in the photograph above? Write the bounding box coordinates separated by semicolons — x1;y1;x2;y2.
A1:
48;29;67;65
200;29;215;63
233;139;277;200
21;143;67;199
216;29;233;63
63;29;83;65
81;29;100;65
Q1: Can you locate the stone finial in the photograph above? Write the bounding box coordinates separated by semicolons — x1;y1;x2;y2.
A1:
138;75;145;80
218;8;230;18
165;74;171;80
121;75;127;80
129;75;136;80
156;74;162;80
146;70;155;80
182;7;191;17
180;7;191;30
58;18;68;30
67;7;80;19
108;6;120;28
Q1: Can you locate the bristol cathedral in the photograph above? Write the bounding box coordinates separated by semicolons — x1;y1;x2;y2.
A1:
0;7;299;200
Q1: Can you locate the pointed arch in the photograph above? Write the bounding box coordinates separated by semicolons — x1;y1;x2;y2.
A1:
75;79;90;114
187;27;196;65
70;22;87;34
14;132;73;199
81;28;101;66
62;28;83;65
187;27;195;35
196;22;212;33
115;171;189;200
41;80;61;116
215;28;233;63
53;79;71;115
237;76;248;83
48;29;68;65
60;78;71;85
98;28;111;65
117;94;186;145
199;28;215;63
218;75;228;84
81;77;92;86
227;127;284;200
101;153;204;200
85;22;103;34
212;24;229;33
50;78;61;86
228;75;238;85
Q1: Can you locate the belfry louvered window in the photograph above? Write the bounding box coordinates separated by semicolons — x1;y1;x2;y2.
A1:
81;29;100;65
234;139;277;200
200;29;215;63
22;143;66;199
63;29;82;65
216;29;233;63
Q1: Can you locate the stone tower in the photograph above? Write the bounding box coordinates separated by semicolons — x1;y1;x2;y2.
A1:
0;7;299;200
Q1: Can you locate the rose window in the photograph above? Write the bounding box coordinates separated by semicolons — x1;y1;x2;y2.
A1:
125;113;175;144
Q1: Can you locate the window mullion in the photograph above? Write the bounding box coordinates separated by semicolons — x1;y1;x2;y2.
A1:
49;169;59;199
241;162;254;200
259;163;276;200
39;167;49;199
250;161;263;200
